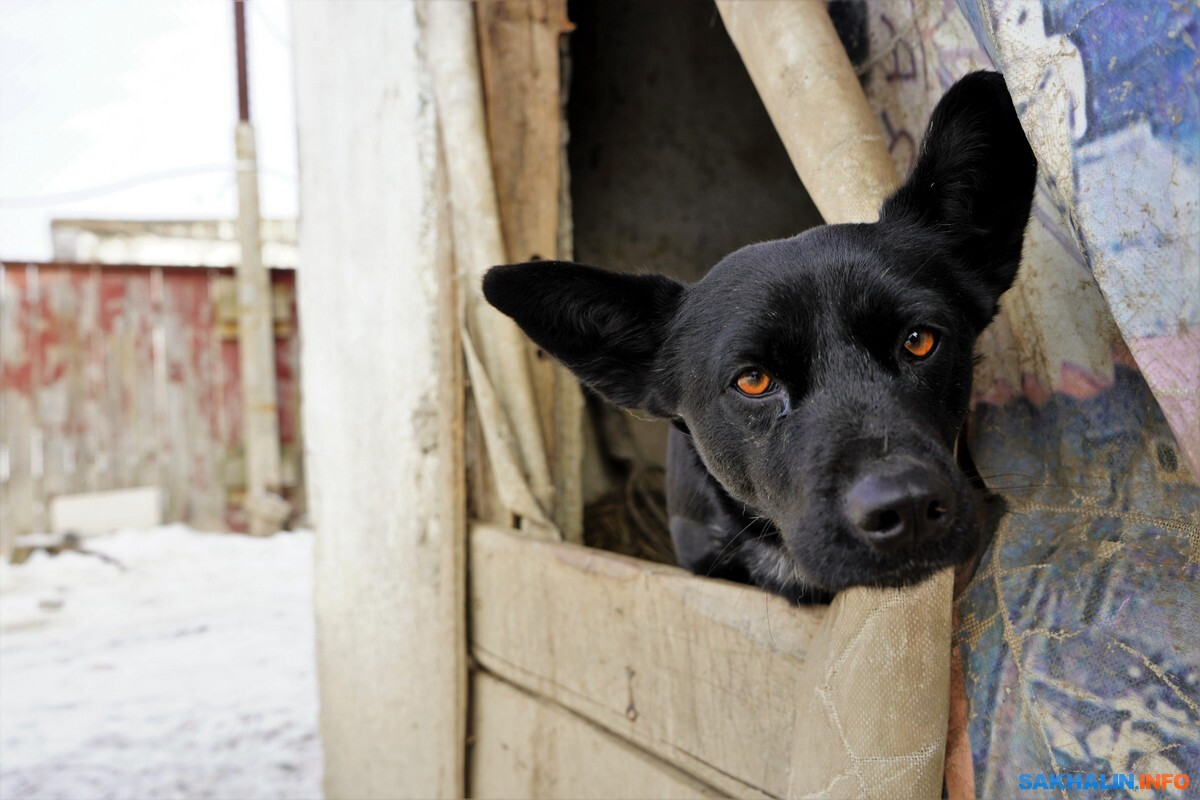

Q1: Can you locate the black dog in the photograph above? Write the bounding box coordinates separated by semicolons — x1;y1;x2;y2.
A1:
483;72;1036;602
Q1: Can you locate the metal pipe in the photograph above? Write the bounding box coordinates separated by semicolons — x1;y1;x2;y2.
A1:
234;0;250;122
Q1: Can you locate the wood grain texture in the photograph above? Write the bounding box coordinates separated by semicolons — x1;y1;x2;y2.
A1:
473;524;952;799
429;0;555;538
470;523;823;799
471;672;724;800
476;0;585;543
714;1;900;223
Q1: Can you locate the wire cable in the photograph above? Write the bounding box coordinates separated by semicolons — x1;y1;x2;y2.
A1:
0;163;297;208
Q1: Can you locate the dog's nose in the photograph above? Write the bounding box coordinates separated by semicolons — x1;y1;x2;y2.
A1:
844;460;955;552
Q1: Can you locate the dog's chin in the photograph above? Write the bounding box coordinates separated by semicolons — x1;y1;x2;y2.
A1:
747;515;978;602
851;558;960;589
742;538;833;604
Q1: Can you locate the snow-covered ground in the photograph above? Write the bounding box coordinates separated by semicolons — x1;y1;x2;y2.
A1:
0;526;322;800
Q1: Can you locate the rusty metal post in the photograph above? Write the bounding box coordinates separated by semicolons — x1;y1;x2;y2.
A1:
233;0;288;535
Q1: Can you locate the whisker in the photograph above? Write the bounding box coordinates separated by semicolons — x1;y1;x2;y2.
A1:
704;517;760;577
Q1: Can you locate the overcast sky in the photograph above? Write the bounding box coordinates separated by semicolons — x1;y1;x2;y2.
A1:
0;0;298;261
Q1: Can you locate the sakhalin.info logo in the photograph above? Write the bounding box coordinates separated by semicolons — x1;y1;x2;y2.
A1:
1018;773;1190;791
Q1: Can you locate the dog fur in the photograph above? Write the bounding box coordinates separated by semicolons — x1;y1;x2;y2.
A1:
483;71;1036;602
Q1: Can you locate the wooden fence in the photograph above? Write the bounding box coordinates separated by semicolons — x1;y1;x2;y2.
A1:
0;261;303;543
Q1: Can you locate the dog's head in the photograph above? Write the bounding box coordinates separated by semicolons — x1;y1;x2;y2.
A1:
483;72;1036;592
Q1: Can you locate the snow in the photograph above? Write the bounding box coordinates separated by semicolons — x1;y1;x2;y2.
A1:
0;525;322;800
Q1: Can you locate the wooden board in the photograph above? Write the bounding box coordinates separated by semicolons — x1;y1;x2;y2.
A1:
470;523;825;799
471;672;723;799
475;0;585;543
713;1;900;223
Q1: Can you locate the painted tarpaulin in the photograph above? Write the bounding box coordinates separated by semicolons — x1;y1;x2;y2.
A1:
838;0;1200;795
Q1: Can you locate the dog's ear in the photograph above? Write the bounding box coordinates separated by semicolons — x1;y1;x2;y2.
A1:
482;261;683;415
880;71;1037;319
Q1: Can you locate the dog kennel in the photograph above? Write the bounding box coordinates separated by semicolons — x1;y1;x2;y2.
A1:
290;1;1199;797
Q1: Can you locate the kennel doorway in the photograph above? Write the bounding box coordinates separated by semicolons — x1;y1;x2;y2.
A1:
293;3;953;798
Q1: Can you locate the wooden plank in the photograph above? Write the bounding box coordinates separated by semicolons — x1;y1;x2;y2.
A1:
292;2;468;796
1;265;35;544
17;270;37;531
476;0;570;267
1;394;35;540
35;268;83;507
92;268;129;494
0;265;19;549
79;266;104;498
475;0;585;543
434;120;470;800
124;268;158;510
472;672;723;800
269;272;304;517
140;269;166;504
188;269;227;529
216;277;244;530
713;1;899;223
159;269;224;527
27;266;48;532
472;524;954;799
432;0;557;538
116;270;155;507
470;524;821;799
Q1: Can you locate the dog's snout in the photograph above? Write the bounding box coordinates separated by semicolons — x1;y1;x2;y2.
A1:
844;459;955;552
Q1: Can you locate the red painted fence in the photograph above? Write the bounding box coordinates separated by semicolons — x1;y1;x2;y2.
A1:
0;262;303;540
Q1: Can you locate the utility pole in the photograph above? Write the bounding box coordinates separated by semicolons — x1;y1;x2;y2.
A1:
233;0;288;535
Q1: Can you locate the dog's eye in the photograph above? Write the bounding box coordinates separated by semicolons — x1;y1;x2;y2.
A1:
734;369;774;396
903;328;938;358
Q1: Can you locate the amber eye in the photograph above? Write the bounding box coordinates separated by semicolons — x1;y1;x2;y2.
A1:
734;369;774;396
903;328;938;358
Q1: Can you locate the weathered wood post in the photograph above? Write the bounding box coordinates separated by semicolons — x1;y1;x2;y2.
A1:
292;3;467;797
232;0;287;536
